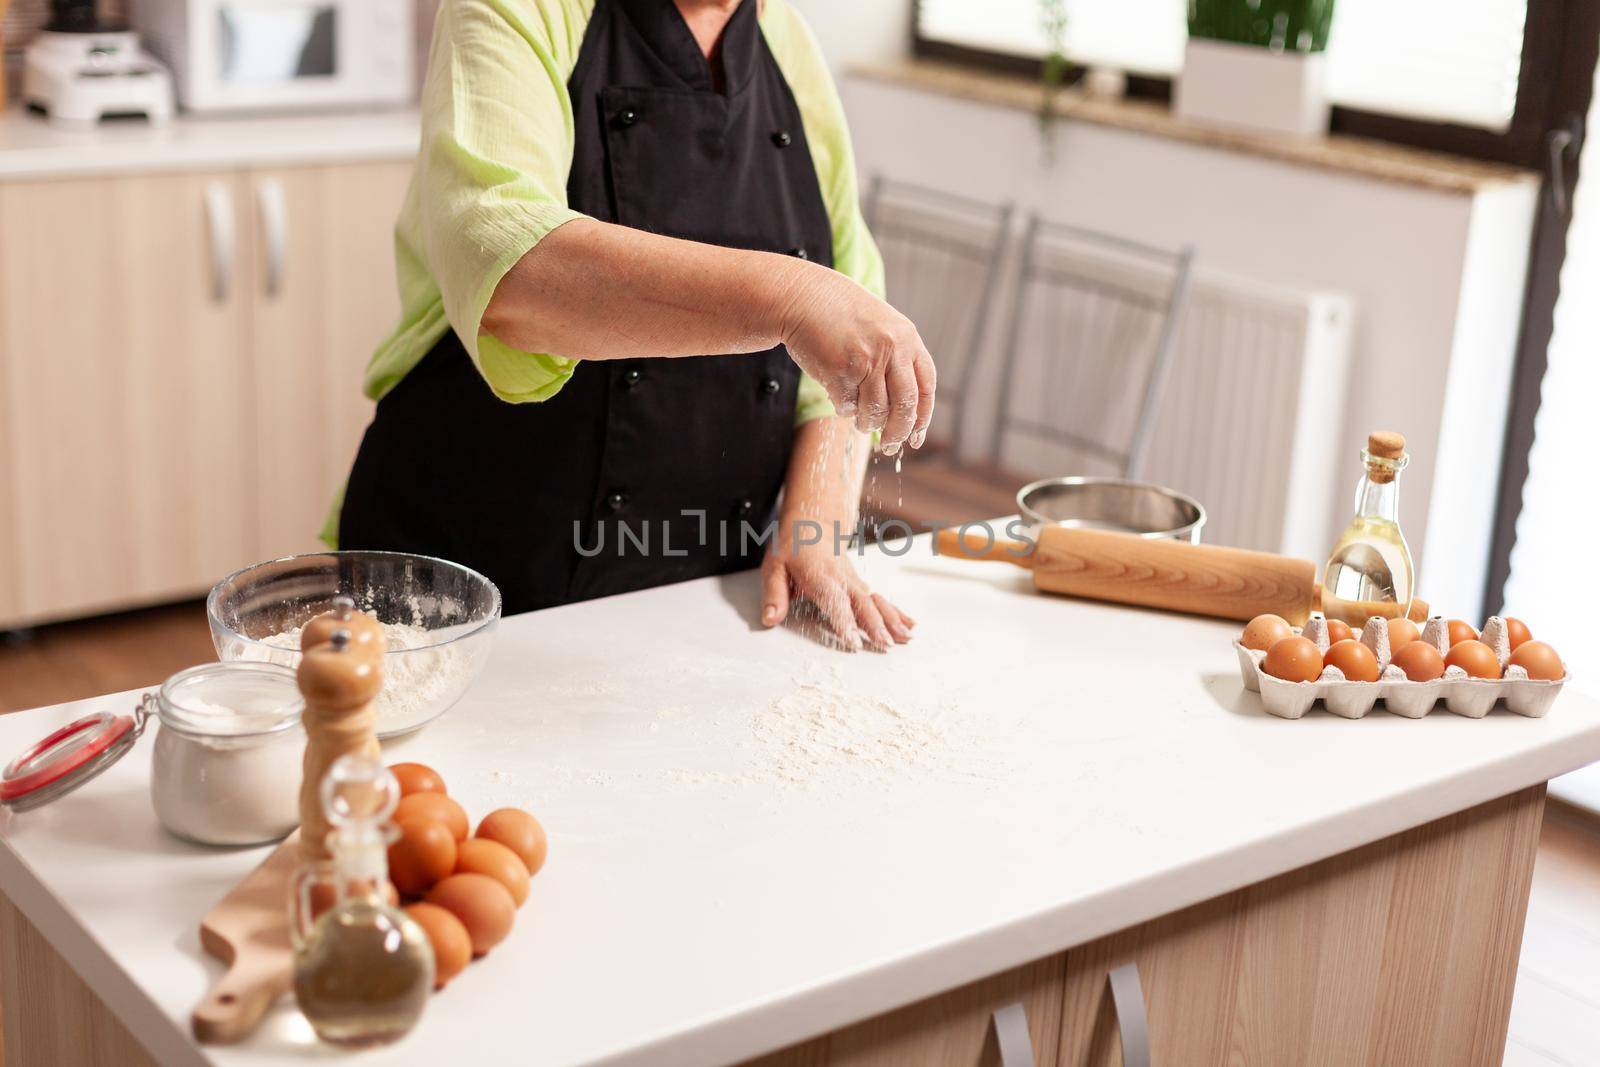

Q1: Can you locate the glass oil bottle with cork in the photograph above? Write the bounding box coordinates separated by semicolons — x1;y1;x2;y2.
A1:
290;754;434;1047
1321;430;1415;627
290;621;430;1048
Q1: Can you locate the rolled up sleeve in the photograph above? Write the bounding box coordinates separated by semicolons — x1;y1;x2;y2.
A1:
415;0;590;402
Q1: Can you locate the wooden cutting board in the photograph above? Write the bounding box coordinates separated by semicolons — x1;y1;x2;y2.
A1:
937;526;1429;626
191;832;299;1045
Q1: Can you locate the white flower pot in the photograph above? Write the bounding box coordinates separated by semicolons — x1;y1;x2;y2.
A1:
1175;37;1330;139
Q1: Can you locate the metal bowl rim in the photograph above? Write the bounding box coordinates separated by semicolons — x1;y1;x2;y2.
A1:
206;549;504;657
1015;476;1208;540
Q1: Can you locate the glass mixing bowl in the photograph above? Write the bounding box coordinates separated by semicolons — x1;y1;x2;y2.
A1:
207;552;501;739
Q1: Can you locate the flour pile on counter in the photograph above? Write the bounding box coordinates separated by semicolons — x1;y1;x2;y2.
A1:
661;660;995;790
258;621;471;726
753;678;950;783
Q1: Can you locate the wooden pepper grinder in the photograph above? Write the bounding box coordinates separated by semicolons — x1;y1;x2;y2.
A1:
296;612;386;864
300;595;385;661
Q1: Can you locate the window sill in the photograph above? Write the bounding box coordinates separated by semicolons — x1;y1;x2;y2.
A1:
849;60;1539;196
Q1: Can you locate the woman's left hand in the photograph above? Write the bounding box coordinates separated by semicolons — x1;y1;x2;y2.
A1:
761;541;915;651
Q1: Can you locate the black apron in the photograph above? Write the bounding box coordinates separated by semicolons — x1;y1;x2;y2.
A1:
339;0;834;615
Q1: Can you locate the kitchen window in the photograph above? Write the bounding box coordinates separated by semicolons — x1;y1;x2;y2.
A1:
917;0;1547;154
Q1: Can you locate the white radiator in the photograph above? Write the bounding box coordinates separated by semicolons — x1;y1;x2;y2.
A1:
1141;273;1354;558
977;266;1354;559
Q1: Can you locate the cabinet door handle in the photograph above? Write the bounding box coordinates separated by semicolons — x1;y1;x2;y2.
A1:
256;177;287;299
203;181;235;304
990;1002;1035;1067
1108;962;1151;1067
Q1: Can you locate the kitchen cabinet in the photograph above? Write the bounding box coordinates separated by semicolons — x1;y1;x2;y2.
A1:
248;162;406;560
745;955;1065;1066
1055;784;1540;1066
0;170;253;624
743;785;1542;1067
0;159;408;629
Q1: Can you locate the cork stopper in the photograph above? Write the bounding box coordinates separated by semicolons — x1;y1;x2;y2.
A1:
1363;430;1408;484
1367;431;1406;459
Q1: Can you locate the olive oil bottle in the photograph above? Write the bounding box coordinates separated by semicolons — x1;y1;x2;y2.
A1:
1321;431;1415;627
291;756;433;1048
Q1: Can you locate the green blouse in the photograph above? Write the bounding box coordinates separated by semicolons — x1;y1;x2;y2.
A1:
364;0;884;421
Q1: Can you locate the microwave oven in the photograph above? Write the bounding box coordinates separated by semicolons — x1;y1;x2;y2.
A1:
130;0;415;114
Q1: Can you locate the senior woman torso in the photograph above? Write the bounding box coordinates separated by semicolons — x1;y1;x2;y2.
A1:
339;0;934;650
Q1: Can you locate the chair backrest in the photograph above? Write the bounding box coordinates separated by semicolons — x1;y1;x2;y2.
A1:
863;175;1013;456
991;215;1195;480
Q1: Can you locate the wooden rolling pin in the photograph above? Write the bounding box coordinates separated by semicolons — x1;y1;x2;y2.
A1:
937;526;1429;626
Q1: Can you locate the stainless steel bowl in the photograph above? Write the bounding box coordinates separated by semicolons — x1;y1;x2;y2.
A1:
1016;477;1206;544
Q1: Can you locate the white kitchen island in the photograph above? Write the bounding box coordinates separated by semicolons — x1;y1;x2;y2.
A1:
2;541;1597;1066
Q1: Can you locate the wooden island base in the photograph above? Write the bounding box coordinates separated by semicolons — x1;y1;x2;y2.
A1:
2;786;1543;1067
746;784;1544;1067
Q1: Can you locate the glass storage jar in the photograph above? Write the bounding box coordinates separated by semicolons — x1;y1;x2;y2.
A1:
147;662;305;846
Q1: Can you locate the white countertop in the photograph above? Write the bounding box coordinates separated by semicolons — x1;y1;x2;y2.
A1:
2;539;1598;1066
0;106;419;180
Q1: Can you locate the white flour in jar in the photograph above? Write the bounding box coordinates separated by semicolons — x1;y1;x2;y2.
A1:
257;622;471;729
150;699;303;846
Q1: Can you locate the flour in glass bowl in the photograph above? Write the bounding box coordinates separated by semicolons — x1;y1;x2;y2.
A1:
256;622;472;729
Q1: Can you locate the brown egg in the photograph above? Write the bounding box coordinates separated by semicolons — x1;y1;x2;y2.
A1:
477;809;549;877
1445;639;1501;679
456;838;532;907
1263;636;1323;683
404;902;472;990
1325;619;1354;645
1390;641;1445;682
391;762;448;798
428;874;516;957
1386;617;1420;650
1503;617;1534;650
388;817;458;898
1241;614;1293;652
1324;639;1379;683
395;792;470;842
1446;619;1479;647
1509;640;1565;681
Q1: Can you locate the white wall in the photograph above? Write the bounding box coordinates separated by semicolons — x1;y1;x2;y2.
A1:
840;75;1537;618
791;0;909;73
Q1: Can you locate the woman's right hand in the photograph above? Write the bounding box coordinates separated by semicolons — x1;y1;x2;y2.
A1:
779;265;936;453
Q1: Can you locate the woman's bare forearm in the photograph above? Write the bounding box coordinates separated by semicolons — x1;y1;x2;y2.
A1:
482;216;937;452
778;415;870;536
482;218;812;360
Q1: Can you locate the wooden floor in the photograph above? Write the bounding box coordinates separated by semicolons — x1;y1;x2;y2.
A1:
2;603;1599;1066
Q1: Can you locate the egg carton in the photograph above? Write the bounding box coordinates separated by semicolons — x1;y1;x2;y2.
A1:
1234;615;1567;720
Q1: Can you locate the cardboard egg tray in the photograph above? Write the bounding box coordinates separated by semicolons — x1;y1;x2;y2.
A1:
1234;615;1567;720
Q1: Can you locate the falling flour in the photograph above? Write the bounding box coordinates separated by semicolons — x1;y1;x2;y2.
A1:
255;622;471;729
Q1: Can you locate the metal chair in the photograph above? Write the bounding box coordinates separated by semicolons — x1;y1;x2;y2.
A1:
991;215;1195;481
863;175;1013;457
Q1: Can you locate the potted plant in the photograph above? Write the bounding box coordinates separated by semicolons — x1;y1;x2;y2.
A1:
1176;0;1337;138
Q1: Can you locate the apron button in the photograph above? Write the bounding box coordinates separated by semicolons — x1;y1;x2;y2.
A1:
771;130;792;147
606;490;628;511
616;107;639;128
762;376;782;395
622;368;642;387
737;498;755;517
789;247;809;260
